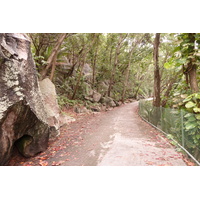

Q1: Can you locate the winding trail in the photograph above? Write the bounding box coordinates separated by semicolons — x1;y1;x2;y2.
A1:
8;102;187;166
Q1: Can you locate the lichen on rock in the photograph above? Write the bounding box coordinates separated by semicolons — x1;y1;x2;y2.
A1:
0;33;50;165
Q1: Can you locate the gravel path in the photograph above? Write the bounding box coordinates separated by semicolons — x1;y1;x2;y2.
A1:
8;101;187;166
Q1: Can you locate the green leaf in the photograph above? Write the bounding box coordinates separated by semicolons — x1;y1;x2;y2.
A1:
185;101;196;108
183;95;193;103
188;131;196;135
176;58;187;65
193;107;200;113
181;94;188;99
193;138;199;144
194;93;200;99
196;134;200;140
184;113;194;118
185;122;198;130
164;62;172;69
174;92;181;96
195;114;200;120
187;116;196;122
173;46;181;53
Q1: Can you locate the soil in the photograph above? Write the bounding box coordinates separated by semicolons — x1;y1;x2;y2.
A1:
7;101;192;166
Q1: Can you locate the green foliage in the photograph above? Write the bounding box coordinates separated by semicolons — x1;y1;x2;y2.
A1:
140;98;200;160
182;93;200;113
179;93;200;155
183;111;200;153
33;55;48;69
57;95;83;108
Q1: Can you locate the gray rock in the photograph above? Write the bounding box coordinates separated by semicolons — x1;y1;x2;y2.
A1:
82;82;93;97
84;96;94;102
0;33;50;165
100;97;116;108
93;91;102;103
90;106;101;112
83;82;102;103
98;81;109;96
118;101;122;106
109;99;116;107
82;63;92;75
39;78;60;137
83;64;93;82
74;106;89;114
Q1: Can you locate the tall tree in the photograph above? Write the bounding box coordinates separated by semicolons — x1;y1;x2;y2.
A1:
107;33;127;97
71;34;97;100
40;33;67;81
175;33;199;93
187;33;199;92
153;33;161;107
121;34;144;103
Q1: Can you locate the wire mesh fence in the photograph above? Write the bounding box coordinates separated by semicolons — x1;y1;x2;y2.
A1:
139;99;200;165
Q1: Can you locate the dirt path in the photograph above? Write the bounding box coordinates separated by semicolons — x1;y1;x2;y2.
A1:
8;101;187;166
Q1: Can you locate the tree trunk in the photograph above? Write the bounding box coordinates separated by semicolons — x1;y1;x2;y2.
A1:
186;33;199;93
121;49;133;103
108;34;127;97
161;76;178;107
71;59;85;100
188;65;199;92
153;33;161;107
151;33;161;127
92;37;99;88
121;35;144;103
71;34;97;100
183;64;189;88
40;33;67;81
134;81;143;99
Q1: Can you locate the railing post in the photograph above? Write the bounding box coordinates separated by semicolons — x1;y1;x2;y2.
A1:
181;109;185;147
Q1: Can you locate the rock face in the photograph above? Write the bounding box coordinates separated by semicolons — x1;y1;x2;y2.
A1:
98;81;109;96
74;105;89;114
100;97;116;108
82;82;102;103
39;78;60;137
0;33;50;165
39;77;76;135
92;91;102;103
82;63;93;82
83;82;93;97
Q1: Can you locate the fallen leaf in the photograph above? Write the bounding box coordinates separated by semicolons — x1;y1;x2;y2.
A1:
146;161;154;165
51;160;65;166
39;161;48;166
38;156;48;160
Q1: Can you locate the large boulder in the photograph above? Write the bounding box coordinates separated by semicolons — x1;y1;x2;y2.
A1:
39;78;75;131
98;81;109;96
82;82;93;97
82;82;102;103
100;97;116;107
92;91;102;103
0;33;50;165
82;63;93;82
39;78;60;137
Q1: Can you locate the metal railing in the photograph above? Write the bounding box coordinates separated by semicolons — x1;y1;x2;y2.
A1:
139;99;200;166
